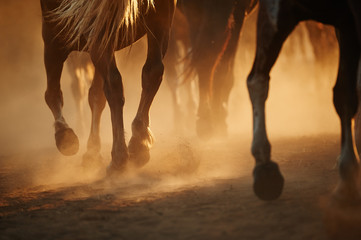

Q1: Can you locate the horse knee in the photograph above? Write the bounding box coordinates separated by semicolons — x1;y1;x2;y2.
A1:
142;60;164;92
45;88;63;109
104;72;125;107
88;86;106;111
247;72;270;104
333;82;358;118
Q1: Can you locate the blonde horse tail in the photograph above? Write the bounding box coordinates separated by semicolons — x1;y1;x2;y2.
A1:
46;0;154;55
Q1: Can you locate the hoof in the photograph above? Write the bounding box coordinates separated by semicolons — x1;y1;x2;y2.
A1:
55;128;79;156
196;118;213;141
106;160;127;177
331;181;361;207
253;161;284;201
128;138;150;168
82;151;104;170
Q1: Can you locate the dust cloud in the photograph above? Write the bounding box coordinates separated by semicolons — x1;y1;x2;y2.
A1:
0;1;341;199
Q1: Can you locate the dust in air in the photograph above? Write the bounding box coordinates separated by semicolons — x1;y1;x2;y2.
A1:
0;2;341;202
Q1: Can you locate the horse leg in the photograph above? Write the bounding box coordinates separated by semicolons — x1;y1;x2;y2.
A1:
332;25;360;203
91;53;128;174
44;46;79;156
192;5;234;140
164;34;184;133
66;54;85;135
128;24;171;168
347;0;361;157
247;4;297;200
82;69;106;168
212;8;245;137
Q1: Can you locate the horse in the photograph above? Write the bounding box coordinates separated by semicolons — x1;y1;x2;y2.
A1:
61;0;257;139
247;0;361;202
176;0;258;139
163;8;197;133
40;0;176;174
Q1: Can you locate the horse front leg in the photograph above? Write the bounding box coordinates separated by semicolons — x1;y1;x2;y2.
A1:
44;46;79;156
348;0;361;158
128;23;172;168
82;69;107;168
247;4;296;200
92;53;128;174
333;25;360;203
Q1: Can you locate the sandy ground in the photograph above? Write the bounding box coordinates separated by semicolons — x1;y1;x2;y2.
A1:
1;134;361;240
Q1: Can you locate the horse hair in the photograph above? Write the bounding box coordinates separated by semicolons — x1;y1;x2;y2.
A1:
46;0;154;54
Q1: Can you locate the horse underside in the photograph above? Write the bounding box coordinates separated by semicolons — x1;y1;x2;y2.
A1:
41;0;175;173
247;0;361;202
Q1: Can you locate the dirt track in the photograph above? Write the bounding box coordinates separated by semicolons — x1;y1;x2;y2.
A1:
1;135;361;240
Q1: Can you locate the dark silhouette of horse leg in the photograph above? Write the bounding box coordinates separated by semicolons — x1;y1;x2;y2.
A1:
247;4;297;200
332;24;360;203
82;69;107;168
128;11;172;168
190;2;234;140
44;45;79;156
212;7;245;137
164;9;194;133
348;0;361;157
91;53;128;174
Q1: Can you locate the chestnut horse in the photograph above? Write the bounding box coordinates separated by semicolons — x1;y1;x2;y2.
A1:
40;0;176;174
247;0;361;202
62;0;258;139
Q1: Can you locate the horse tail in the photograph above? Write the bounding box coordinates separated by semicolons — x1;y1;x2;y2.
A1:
245;0;259;16
46;0;154;54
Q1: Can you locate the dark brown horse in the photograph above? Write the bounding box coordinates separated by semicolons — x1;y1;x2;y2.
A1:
40;0;176;174
247;0;361;202
176;0;257;139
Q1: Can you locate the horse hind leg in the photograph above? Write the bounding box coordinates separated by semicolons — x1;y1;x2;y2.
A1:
332;25;360;203
247;4;297;200
128;22;170;168
67;53;89;136
211;6;245;137
44;46;79;156
92;54;128;174
82;69;106;169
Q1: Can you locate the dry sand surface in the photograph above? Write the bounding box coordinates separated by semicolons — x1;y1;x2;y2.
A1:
1;135;361;240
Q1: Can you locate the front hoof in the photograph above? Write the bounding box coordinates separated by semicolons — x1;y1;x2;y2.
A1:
55;128;79;156
332;181;361;207
128;138;150;168
106;160;127;177
253;161;284;201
